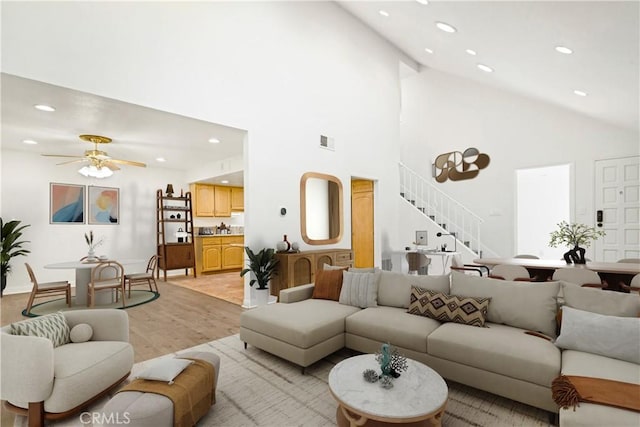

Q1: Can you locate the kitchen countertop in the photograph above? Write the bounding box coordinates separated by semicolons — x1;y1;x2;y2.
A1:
195;233;244;238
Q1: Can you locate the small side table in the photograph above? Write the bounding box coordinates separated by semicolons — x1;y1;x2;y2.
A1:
329;354;448;427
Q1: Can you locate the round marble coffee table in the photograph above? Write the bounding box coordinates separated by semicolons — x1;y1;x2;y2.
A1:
328;354;448;427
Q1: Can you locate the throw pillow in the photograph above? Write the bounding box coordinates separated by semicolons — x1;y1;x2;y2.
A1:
450;271;560;337
10;312;70;347
348;267;378;273
312;268;345;301
322;263;348;271
555;306;640;364
136;358;193;384
561;282;640;317
339;271;381;308
407;287;491;327
70;323;93;343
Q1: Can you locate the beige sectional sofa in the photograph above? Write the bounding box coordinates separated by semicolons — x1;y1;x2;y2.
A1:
240;269;640;425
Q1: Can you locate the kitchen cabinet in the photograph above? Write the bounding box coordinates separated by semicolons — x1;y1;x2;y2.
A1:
195;235;244;274
231;187;244;211
214;186;231;217
191;184;241;217
270;249;353;298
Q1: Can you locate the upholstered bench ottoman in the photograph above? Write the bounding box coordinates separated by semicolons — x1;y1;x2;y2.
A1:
99;351;220;427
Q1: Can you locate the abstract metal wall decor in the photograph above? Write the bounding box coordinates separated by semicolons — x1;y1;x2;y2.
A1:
432;147;490;183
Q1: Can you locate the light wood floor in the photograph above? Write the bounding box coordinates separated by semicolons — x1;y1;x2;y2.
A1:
1;275;245;426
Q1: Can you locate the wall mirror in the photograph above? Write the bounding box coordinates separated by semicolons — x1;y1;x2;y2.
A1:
300;172;343;245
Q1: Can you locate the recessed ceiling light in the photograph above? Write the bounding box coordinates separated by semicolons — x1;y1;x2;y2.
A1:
466;49;477;56
574;90;588;97
156;157;166;162
221;180;229;184
34;104;55;112
477;64;494;73
424;48;434;54
435;22;456;33
416;0;429;5
22;139;38;145
555;46;573;54
208;138;220;144
379;10;389;17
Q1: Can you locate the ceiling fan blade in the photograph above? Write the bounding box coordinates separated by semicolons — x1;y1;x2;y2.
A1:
42;154;84;159
56;158;88;166
103;161;121;171
108;158;147;168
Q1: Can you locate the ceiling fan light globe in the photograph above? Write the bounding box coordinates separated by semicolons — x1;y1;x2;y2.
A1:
78;165;113;178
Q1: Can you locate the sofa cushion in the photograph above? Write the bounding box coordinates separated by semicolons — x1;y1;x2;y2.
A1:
555;306;640;364
44;341;134;413
407;287;490;327
11;312;70;347
562;283;640;317
339;271;380;308
450;271;560;337
240;299;360;349
346;306;441;353
312;269;344;301
377;271;450;308
70;323;93;343
427;322;561;387
560;350;640;427
135;358;193;384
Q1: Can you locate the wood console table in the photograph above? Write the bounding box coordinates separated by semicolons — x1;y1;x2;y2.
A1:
271;249;353;298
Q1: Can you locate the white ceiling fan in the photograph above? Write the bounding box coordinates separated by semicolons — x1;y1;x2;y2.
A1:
43;134;146;177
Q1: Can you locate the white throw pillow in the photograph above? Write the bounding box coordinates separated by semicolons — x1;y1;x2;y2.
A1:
339;271;380;308
69;323;93;343
555;306;640;364
450;272;560;337
562;282;640;317
322;263;347;271
136;358;193;384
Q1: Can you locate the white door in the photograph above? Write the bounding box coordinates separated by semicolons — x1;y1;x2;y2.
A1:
594;156;640;261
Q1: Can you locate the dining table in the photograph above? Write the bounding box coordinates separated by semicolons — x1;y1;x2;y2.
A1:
473;257;640;286
45;258;145;306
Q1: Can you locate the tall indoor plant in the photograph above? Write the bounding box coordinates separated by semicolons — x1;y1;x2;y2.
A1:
240;246;279;305
1;218;31;297
549;221;605;264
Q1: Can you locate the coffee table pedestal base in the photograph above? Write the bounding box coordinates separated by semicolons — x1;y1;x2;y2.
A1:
336;404;446;427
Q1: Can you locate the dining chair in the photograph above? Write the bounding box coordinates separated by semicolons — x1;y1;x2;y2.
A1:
450;255;490;276
488;264;531;281
125;255;159;297
24;263;72;315
406;252;430;275
88;261;126;308
552;268;602;287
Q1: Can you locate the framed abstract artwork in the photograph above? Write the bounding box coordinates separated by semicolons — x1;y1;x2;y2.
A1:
88;186;120;224
50;183;85;224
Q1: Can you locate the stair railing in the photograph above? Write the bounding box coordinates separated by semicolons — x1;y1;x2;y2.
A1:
399;162;483;254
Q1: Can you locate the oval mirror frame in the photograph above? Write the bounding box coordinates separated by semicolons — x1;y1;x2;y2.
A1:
300;172;343;245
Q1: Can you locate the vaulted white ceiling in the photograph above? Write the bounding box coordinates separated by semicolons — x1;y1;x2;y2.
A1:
338;0;639;132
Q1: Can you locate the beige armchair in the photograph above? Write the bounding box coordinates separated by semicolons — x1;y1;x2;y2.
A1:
1;309;134;427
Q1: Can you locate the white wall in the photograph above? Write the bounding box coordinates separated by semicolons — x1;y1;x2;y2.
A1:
1;2;409;303
400;69;640;258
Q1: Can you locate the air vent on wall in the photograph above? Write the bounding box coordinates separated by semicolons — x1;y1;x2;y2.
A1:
320;135;335;151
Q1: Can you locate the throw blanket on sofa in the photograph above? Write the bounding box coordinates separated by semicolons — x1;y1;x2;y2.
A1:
552;375;640;413
119;358;216;427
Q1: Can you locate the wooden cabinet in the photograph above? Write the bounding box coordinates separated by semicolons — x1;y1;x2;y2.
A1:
231;187;244;211
156;190;196;279
214;186;231;217
195;235;244;275
192;184;243;217
271;249;353;298
159;243;194;270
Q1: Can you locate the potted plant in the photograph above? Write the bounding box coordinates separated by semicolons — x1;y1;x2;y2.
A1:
1;218;31;297
240;246;279;305
549;221;605;264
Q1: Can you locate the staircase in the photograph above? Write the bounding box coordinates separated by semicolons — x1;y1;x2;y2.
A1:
399;162;483;255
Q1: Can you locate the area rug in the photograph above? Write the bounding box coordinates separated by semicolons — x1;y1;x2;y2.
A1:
22;290;159;317
12;334;552;426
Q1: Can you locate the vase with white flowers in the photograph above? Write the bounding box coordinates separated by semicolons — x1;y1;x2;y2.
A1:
84;230;104;260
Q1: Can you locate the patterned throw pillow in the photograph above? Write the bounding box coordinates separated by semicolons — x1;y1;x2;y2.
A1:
407;286;491;327
11;312;70;347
